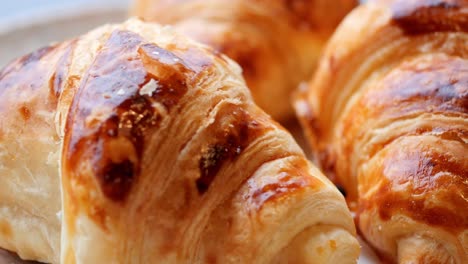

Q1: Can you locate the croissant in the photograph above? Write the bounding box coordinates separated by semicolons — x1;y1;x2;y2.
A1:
131;0;357;121
295;0;468;263
0;19;359;263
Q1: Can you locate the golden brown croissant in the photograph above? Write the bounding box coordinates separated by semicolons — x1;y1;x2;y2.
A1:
0;19;359;263
295;0;468;263
131;0;357;120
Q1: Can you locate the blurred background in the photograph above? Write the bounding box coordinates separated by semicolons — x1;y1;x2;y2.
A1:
0;0;129;67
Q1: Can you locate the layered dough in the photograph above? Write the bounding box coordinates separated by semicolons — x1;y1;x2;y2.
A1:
296;0;468;263
0;19;359;263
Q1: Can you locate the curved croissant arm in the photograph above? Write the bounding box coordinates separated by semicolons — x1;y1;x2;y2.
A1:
295;0;468;263
0;19;359;263
131;0;357;120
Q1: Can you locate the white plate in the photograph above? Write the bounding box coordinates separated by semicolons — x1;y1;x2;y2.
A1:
0;2;380;263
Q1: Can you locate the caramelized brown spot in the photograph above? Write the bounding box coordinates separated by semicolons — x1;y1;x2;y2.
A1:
66;30;197;202
374;187;467;230
66;29;148;158
249;158;322;209
100;159;135;201
92;96;160;201
66;30;146;202
197;145;232;193
391;0;468;35
114;96;161;155
63;31;179;201
338;56;467;206
384;150;465;195
19;106;30;121
196;109;262;194
0;220;12;238
366;55;468;118
138;44;199;109
359;139;468;232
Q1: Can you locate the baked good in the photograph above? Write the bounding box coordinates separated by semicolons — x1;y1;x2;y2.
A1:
132;0;357;120
0;19;359;263
295;0;468;262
